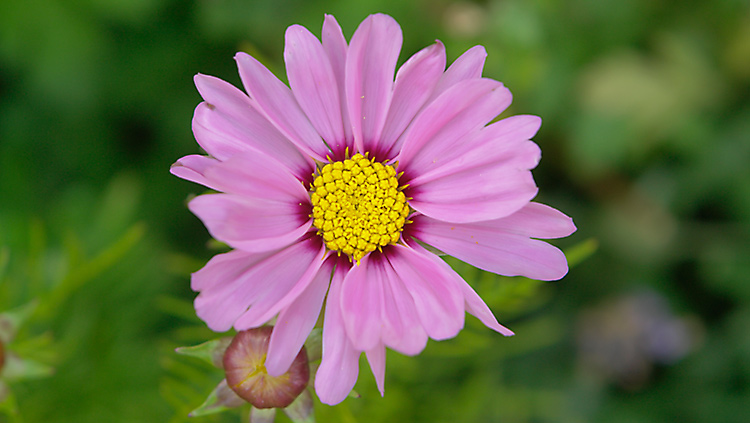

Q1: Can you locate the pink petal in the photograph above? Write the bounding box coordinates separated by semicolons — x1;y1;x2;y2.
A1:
321;14;353;154
194;73;251;122
265;256;334;376
232;238;327;330
340;253;428;355
378;41;446;159
408;115;542;185
410;203;576;281
379;258;429;355
339;254;385;351
191;249;269;292
170;154;220;189
384;244;465;340
191;249;276;330
487;201;578;239
235;52;329;161
202;152;310;204
188;194;311;252
192;75;312;179
429;45;487;102
191;104;246;161
406;117;542;223
396;78;511;178
366;343;386;396
346;14;402;154
460;280;514;336
405;239;513;336
315;258;360;405
192;237;325;332
285;25;345;150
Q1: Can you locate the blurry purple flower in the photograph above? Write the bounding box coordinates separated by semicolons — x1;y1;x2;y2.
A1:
576;290;703;389
172;13;575;404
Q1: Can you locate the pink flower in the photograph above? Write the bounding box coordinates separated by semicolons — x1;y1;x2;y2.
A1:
172;13;576;405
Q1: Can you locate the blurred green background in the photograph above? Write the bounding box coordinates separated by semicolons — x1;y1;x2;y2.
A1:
1;0;749;422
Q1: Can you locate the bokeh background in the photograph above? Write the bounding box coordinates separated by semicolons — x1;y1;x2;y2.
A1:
1;0;749;422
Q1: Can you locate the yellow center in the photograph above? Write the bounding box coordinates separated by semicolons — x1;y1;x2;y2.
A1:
310;153;410;263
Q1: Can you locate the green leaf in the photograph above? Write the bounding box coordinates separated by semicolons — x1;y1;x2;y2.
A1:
38;222;146;319
282;389;314;423
188;380;245;417
175;337;232;369
0;247;9;285
0;382;22;423
2;354;54;381
0;301;37;344
250;406;276;423
304;328;322;363
564;238;598;268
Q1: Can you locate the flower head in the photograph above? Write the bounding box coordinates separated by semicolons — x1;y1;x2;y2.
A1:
172;13;576;405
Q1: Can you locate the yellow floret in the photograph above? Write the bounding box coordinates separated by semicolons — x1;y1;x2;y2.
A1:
309;154;411;263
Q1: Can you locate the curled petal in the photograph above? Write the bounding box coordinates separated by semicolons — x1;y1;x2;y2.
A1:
460;280;514;336
170;154;220;189
366;343;386;397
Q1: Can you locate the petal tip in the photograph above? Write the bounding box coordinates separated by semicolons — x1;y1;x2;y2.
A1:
565;218;578;237
542;262;570;281
234;51;251;63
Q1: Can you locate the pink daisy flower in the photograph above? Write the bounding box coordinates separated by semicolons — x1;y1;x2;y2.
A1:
172;13;576;405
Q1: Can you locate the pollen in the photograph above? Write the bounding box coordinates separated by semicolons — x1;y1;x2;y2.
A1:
310;153;410;264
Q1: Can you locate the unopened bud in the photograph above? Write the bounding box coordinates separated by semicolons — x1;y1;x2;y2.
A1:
223;327;309;409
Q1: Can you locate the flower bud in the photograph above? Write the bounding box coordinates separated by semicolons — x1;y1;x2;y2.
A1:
223;327;309;409
0;340;5;373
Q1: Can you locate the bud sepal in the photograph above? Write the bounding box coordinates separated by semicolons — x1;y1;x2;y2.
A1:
178;326;315;422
